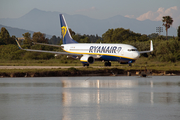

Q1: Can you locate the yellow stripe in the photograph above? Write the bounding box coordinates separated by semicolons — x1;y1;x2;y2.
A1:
80;60;87;62
62;49;136;60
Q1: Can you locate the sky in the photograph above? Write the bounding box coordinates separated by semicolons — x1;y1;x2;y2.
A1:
0;0;180;28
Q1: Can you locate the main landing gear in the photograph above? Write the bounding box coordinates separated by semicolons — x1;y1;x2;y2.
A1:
104;61;111;66
83;63;89;67
129;63;132;67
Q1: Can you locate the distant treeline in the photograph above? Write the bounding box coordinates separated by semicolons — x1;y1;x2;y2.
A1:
0;26;180;63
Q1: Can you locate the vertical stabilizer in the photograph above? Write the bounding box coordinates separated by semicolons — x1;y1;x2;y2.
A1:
59;14;78;44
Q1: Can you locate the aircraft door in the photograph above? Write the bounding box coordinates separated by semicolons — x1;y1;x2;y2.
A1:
121;49;124;56
65;45;70;51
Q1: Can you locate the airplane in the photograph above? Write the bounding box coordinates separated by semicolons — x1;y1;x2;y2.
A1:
15;14;153;67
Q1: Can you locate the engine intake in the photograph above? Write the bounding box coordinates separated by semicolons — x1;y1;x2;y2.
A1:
80;55;94;64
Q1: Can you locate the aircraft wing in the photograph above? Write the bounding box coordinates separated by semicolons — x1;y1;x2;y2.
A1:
139;40;153;54
15;39;81;56
32;42;62;47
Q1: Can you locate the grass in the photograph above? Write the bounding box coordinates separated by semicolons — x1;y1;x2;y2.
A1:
0;57;180;72
0;67;120;74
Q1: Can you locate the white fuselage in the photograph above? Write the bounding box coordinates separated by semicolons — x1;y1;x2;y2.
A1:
61;43;140;62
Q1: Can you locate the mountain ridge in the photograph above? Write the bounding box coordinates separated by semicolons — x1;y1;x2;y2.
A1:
0;8;177;37
0;24;52;38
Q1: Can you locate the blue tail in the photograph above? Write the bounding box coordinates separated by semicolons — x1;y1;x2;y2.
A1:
59;14;78;44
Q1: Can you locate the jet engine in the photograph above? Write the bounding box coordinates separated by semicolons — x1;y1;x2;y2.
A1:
80;55;94;64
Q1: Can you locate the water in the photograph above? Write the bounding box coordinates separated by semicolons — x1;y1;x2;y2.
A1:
0;76;180;120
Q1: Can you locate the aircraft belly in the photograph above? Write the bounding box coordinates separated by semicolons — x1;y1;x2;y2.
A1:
100;55;121;61
100;55;135;62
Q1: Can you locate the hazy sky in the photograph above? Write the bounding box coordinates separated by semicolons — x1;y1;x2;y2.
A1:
0;0;180;28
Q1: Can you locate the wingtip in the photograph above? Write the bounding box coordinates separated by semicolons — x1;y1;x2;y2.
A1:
15;39;23;49
150;40;153;51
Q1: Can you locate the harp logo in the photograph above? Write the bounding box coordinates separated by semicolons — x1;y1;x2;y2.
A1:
61;26;67;39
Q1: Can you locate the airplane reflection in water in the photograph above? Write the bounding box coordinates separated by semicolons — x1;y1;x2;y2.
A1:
61;79;139;120
61;79;180;105
62;79;139;106
61;79;138;88
60;78;180;120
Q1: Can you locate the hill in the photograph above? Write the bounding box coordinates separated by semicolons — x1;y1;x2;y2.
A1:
0;8;177;37
0;24;52;38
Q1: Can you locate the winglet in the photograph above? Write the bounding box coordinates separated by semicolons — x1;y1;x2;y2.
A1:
138;40;153;54
15;39;23;49
150;40;153;52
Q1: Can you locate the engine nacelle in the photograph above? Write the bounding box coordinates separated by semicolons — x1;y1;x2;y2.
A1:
80;55;94;64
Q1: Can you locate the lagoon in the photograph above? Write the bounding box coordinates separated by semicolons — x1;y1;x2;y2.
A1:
0;76;180;120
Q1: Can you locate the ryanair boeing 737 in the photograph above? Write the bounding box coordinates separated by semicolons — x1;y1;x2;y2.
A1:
15;14;153;66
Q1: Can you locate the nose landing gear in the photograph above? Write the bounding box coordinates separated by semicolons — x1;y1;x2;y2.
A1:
104;61;111;66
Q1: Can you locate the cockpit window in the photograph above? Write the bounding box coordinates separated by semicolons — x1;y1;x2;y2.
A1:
128;49;137;51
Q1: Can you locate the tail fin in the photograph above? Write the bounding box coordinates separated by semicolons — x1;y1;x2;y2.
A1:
59;14;78;44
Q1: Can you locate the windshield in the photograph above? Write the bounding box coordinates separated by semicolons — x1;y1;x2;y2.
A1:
128;49;137;51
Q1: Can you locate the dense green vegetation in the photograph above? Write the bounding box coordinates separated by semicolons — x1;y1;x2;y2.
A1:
0;27;16;45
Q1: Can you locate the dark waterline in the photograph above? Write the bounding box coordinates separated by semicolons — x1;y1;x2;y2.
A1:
0;76;180;120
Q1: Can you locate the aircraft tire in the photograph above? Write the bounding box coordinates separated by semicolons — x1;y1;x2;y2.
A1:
104;62;111;66
108;62;111;66
83;64;89;67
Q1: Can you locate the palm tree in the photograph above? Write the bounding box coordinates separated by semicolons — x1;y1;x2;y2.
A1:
178;26;180;41
162;16;173;40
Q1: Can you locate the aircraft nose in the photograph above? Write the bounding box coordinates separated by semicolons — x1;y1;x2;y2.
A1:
133;52;140;59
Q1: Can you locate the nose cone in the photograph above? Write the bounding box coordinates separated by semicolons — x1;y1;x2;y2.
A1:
133;51;140;59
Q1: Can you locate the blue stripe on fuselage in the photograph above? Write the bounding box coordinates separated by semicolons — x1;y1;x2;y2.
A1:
100;55;135;63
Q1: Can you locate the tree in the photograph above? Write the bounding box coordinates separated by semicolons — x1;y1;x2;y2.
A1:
22;32;32;45
178;26;180;41
69;28;76;36
148;33;159;39
79;36;90;43
102;29;114;43
162;16;173;40
0;27;16;45
102;28;148;43
9;35;16;44
49;35;61;44
32;32;48;43
0;27;10;45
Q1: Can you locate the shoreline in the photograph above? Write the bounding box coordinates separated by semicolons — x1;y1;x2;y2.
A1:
0;66;179;77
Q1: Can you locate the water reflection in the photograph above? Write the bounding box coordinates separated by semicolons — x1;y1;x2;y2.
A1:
61;78;180;120
61;79;138;88
61;79;138;106
0;77;180;120
61;79;180;104
0;83;62;87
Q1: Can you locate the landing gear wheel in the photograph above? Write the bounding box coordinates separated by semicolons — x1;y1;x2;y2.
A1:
108;62;111;66
83;64;89;67
104;61;111;66
129;63;132;67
